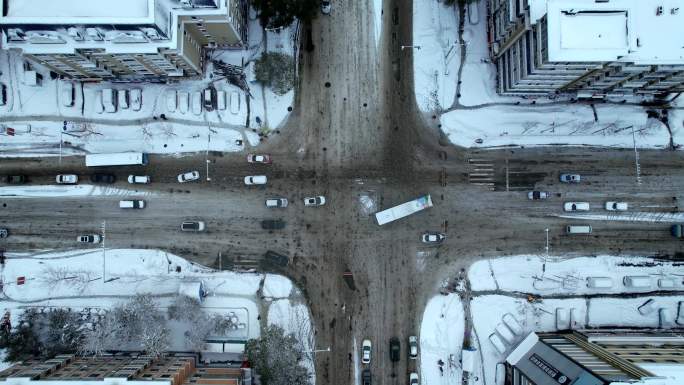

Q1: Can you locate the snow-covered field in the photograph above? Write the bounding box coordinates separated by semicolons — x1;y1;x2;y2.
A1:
0;248;313;372
420;254;684;385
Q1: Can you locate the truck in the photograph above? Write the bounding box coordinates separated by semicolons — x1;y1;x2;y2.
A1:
375;195;433;225
85;152;148;167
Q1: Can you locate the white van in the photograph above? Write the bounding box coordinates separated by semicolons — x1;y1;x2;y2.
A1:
566;225;592;234
119;200;145;209
102;89;117;113
623;276;652;288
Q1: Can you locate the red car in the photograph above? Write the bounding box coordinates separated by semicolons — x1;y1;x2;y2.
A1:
247;154;272;164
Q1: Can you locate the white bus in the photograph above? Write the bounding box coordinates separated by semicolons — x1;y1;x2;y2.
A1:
375;195;433;225
85;152;148;167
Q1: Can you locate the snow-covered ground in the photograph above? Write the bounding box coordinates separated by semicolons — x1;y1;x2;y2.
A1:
419;254;684;385
0;7;295;158
0;249;313;373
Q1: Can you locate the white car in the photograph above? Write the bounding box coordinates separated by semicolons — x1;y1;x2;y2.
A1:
563;202;590;212
244;175;267;185
266;198;288;208
304;196;326;206
128;175;150;184
191;92;202;115
178;91;189;114
61;82;74;107
409;373;419;385
130;89;142;111
119;200;145;209
606;201;628;211
56;174;78;184
181;221;205;232
421;232;445;244
177;171;200;183
118;89;129;109
166;91;177;112
247;154;272;164
361;339;372;364
77;234;101;244
408;336;418;359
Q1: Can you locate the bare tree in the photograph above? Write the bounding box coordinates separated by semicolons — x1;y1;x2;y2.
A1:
40;266;95;294
167;296;202;322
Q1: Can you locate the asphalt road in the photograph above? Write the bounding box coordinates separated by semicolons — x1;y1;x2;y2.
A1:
2;1;684;385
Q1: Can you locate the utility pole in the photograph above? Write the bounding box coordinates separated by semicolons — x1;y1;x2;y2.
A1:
545;228;549;257
206;132;211;182
632;126;642;185
401;45;421;50
101;220;106;283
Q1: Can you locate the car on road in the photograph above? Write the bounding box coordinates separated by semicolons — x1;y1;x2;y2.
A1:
244;175;267;185
606;201;628;211
421;232;445;244
408;335;418;359
266;198;288;208
560;173;581;183
6;175;27;184
361;369;371;385
361;339;372;364
0;228;8;238
389;337;400;362
409;373;419;385
177;171;200;183
90;173;116;184
261;219;285;230
128;175;150;184
181;221;206;232
563;202;590;212
56;174;78;184
321;0;331;14
304;196;326;206
119;200;145;209
527;191;549;200
247;154;272;164
77;234;101;244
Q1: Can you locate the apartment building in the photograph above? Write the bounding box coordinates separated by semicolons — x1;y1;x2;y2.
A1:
506;331;684;385
0;0;248;81
0;353;251;385
488;0;684;97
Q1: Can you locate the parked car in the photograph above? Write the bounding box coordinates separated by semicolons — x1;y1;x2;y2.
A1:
128;175;150;184
0;228;8;238
361;339;372;364
566;225;592;235
389;337;400;362
77;234;101;243
563;202;590;212
244;175;267;185
321;0;332;14
130;89;142;111
178;91;189;114
261;219;285;230
606;201;628;211
527;191;549;200
101;88;117;113
421;232;445;244
560;173;581;183
181;221;206;232
266;198;288;208
56;174;78;184
304;196;326;206
118;89;129;109
6;175;27;184
119;200;145;209
203;87;216;111
408;336;418;359
409;373;419;385
247;154;272;164
177;171;200;183
362;369;371;385
671;224;683;238
90;173;116;184
62;82;75;107
166;91;177;112
217;90;227;110
191;92;202;115
0;83;7;106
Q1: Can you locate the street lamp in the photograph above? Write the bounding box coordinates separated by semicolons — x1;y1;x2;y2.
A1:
205;133;212;182
545;228;549;257
401;45;421;50
101;220;106;283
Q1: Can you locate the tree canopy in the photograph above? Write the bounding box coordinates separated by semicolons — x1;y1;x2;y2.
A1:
252;0;319;28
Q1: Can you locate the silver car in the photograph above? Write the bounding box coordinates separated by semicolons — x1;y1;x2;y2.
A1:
266;198;288;208
177;171;200;183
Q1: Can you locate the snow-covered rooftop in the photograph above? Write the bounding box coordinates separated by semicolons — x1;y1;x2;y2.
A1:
532;0;684;64
2;0;154;24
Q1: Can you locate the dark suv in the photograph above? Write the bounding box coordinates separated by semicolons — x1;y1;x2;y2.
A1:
389;337;400;362
261;219;285;230
6;175;27;184
362;369;371;385
91;173;116;183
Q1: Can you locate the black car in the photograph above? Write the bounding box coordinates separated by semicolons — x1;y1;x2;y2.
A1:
6;175;27;184
261;219;285;230
389;337;400;362
90;173;116;183
0;228;8;238
362;369;371;385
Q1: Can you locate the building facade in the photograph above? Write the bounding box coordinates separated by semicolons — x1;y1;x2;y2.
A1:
0;0;249;81
488;0;684;97
0;353;250;385
506;331;684;385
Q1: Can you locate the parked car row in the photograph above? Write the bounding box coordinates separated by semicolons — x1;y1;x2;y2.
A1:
165;87;239;115
94;88;142;113
52;173;150;185
361;337;419;385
